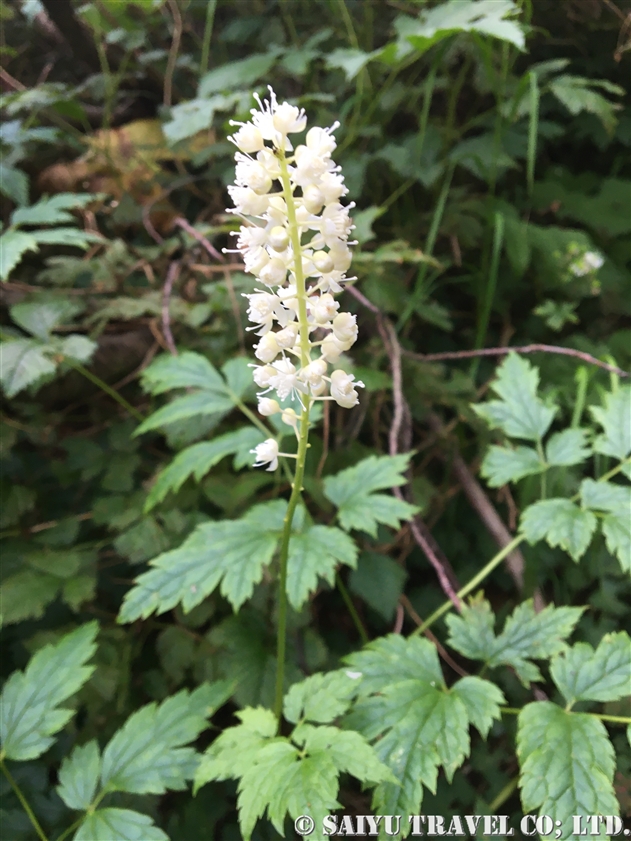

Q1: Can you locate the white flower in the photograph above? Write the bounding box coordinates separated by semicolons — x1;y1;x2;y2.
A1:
275;323;300;349
268;225;290;251
332;312;358;346
309;292;339;325
245;291;286;335
227;185;269;217
330;370;364;409
259;257;288;288
251;438;279;471
269;358;307;400
320;333;345;363
281;407;299;429
255;332;281;363
299;358;328;391
570;250;604;276
230;123;264;154
258;397;280;416
306;125;338;157
252;364;276;388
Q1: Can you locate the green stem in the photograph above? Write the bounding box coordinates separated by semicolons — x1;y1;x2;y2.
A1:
526;71;539;196
336;573;369;645
273;149;313;728
67;361;144;422
199;0;217;80
411;534;525;635
1;757;49;841
500;707;631;725
397;162;455;330
487;777;518;813
571;366;589;428
535;438;547;499
471;210;505;378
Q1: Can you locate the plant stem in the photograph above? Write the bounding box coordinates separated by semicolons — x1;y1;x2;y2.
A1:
336;573;369;645
0;758;49;841
199;0;217;80
66;360;144;422
487;776;518;813
411;534;525;635
273;149;313;728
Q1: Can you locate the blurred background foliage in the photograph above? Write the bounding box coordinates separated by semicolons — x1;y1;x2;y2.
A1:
0;0;630;836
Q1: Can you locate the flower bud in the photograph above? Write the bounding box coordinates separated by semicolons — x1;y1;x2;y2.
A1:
330;370;364;409
259;257;287;288
302;185;324;214
258;397;281;416
268;225;290;251
332;312;358;345
255;332;281;363
312;251;334;274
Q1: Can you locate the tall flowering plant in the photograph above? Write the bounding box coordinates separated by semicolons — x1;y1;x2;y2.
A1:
227;88;364;720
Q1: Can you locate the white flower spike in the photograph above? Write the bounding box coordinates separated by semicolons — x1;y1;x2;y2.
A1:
228;87;362;471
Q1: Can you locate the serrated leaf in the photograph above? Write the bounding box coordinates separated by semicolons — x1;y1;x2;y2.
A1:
196;706;391;841
480;444;544;486
0;622;98;760
32;228;102;247
222;356;254;400
517;702;618;839
59;334;97;362
0;569;60;626
545;428;591;466
580;477;631;512
344;636;504;821
0;338;56;396
326;48;376;80
119;501;286;620
74;808;168;841
590;386;631;461
0;229;38;280
446;599;584;685
349;552;407;622
520;498;597;561
11;299;81;340
141;351;225;394
135;391;235;435
410;0;525;52
283;671;360;725
323;454;418;536
100;683;222;794
57;740;100;810
144;427;264;511
11;193;97;227
602;512;631;573
287;524;357;609
474;353;556;441
0;164;28;206
550;632;631;705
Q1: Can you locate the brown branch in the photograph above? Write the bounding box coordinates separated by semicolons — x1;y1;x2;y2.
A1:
403;344;628;377
164;0;183;107
400;595;469;677
162;262;180;357
346;284;462;612
173;217;225;263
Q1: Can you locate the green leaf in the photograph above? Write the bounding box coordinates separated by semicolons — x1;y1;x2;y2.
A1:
195;706;392;841
163;93;242;144
119;500;286;621
550;632;631;705
11;193;97;227
100;683;224;794
480;444;544;487
344;636;504;820
580;477;631;512
222;356;254;400
0;569;59;626
326;48;376;80
590;386;631;461
474;353;556;441
135;391;235;435
11;299;81;340
32;227;103;248
141;351;225;394
399;0;525;59
58;333;97;362
283;671;360;725
446;598;584;685
549;75;622;134
0;622;98;760
74;808;168;841
520;498;597;561
57;740;101;810
517;702;618;838
287;523;357;610
0;163;28;206
545;428;591;466
198;53;277;97
323;454;418;537
144;427;264;511
0;229;38;280
0;339;56;396
349;552;407;622
602;511;631;573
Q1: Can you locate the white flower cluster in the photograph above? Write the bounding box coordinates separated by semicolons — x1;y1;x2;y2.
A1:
568;250;604;278
226;87;364;471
